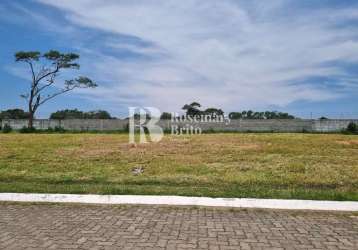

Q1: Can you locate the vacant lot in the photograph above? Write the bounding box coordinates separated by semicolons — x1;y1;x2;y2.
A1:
0;133;357;200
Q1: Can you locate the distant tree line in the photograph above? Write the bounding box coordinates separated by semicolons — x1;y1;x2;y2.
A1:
229;111;295;120
161;102;225;119
50;109;114;119
1;105;296;120
160;102;295;120
0;108;114;120
0;109;30;119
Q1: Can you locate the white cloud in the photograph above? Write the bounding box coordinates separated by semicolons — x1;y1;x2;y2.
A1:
32;0;358;112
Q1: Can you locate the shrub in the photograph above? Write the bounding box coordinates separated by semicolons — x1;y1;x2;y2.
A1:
46;127;54;133
54;126;66;133
143;126;149;135
346;122;357;134
19;126;37;133
124;123;129;133
2;124;12;133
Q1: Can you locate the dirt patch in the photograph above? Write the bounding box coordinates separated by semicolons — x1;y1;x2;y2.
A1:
118;137;191;155
56;147;119;158
234;144;261;150
336;140;358;146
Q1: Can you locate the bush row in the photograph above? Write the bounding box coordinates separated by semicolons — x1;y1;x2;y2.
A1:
1;122;357;134
0;125;66;134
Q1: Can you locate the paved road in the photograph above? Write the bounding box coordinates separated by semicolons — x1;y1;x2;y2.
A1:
0;203;357;250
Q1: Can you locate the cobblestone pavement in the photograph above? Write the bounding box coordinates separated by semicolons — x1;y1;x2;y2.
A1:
0;203;357;250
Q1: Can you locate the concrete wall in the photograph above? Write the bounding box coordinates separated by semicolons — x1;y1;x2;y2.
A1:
313;119;358;132
161;119;314;132
1;119;357;132
0;119;128;131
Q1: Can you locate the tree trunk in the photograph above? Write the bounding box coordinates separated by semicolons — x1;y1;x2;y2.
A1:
28;112;34;129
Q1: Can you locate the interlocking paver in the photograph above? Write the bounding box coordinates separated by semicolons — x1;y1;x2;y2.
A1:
0;203;357;249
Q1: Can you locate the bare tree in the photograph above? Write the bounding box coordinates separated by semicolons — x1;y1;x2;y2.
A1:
15;50;97;128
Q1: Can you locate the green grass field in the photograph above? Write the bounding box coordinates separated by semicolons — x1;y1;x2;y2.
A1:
0;133;357;200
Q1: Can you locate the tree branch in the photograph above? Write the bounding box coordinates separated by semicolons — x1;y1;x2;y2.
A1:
35;64;59;84
34;73;57;96
37;86;76;107
26;61;36;87
32;94;41;112
20;94;29;101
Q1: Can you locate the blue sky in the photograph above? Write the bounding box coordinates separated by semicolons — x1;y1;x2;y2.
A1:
0;0;358;118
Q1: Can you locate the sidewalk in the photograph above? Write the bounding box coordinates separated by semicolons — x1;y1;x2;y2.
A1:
0;203;357;249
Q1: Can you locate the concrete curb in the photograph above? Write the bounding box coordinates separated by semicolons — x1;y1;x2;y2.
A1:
1;193;358;211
